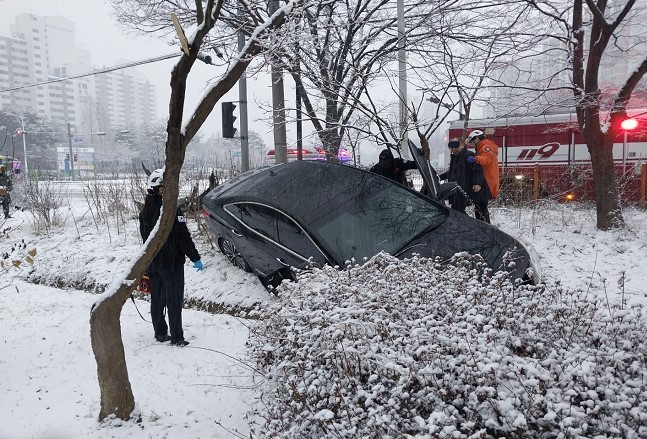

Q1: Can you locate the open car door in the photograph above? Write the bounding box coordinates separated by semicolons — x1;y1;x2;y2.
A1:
407;140;459;203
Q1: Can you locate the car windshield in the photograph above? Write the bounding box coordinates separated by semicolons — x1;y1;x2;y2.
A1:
309;179;446;264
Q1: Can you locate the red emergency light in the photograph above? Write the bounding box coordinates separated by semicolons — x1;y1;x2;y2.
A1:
621;118;638;131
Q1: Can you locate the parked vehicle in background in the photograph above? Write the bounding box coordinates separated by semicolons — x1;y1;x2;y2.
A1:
264;146;352;164
447;111;647;203
201;154;541;290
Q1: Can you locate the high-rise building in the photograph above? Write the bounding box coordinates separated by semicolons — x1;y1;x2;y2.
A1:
0;34;33;111
0;13;156;135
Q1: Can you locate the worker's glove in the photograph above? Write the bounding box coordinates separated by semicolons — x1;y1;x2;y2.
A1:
193;260;204;271
466;156;476;164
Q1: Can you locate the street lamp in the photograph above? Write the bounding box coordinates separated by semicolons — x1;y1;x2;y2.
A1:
621;118;638;174
427;96;464;120
4;112;28;179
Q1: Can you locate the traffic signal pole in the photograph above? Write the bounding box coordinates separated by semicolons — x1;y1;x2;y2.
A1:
238;7;250;172
269;0;288;164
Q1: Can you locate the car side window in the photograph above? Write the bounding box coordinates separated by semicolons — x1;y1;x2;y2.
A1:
227;203;277;240
275;212;322;260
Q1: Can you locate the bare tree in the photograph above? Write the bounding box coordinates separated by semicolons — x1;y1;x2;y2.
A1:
405;1;558;156
519;0;647;229
570;0;646;229
90;0;294;421
274;0;553;162
257;0;449;160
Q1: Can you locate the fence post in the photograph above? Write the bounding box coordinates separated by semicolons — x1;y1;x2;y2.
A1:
533;164;540;202
641;163;646;209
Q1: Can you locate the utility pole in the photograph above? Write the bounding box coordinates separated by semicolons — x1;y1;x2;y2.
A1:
238;5;250;171
269;0;288;164
295;34;303;161
397;0;409;158
67;123;75;181
19;116;28;178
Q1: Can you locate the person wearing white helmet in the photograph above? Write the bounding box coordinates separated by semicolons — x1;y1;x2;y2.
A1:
138;168;203;346
465;130;499;223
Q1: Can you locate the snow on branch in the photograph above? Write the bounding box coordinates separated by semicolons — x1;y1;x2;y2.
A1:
249;252;647;438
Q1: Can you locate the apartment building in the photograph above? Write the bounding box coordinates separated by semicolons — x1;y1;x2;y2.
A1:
0;13;156;135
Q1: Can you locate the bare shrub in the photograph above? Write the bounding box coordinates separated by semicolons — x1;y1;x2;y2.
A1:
19;180;65;235
82;178;135;240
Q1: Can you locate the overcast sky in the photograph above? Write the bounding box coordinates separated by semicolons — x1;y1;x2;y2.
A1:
0;0;286;148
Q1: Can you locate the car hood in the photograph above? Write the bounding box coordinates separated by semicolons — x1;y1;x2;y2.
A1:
396;210;540;283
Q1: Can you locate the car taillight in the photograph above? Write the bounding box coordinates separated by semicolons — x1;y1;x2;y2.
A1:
201;207;210;218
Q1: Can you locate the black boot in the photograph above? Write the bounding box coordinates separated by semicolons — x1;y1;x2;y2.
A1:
171;339;189;347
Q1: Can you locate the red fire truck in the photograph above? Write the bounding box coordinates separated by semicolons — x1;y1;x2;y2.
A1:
447;112;647;203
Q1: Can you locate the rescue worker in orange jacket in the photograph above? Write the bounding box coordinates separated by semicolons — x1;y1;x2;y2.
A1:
465;130;499;223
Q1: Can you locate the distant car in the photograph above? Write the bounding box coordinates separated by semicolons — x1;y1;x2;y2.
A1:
202;143;540;289
264;146;352;164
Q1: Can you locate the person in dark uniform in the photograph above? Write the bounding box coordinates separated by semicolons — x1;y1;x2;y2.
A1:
0;165;13;219
138;168;203;346
370;148;418;186
438;138;486;215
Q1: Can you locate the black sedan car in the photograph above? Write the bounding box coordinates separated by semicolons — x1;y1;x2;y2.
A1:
201;151;541;289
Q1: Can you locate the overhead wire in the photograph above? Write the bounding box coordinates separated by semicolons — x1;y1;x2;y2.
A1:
0;52;181;94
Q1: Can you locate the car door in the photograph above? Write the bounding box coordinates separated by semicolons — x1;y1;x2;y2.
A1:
408;139;459;202
225;202;281;276
274;211;328;270
408;139;440;199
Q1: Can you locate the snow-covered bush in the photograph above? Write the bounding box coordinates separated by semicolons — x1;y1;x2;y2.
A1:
249;253;647;438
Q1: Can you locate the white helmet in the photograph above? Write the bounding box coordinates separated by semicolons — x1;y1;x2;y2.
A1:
467;130;484;144
147;168;164;189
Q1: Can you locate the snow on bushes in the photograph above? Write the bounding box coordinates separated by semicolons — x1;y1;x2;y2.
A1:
248;252;647;438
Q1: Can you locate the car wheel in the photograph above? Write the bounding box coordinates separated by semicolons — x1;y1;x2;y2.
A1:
261;268;294;292
218;238;252;272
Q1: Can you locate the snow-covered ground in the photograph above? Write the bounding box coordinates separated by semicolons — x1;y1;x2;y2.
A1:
0;190;646;438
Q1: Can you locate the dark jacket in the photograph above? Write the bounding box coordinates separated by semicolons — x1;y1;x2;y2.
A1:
0;171;12;192
139;192;200;274
370;149;417;186
439;148;488;211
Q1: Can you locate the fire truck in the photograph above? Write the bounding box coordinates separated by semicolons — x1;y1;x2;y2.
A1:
446;112;647;203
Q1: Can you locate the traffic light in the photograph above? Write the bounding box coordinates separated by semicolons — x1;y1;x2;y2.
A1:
222;102;237;139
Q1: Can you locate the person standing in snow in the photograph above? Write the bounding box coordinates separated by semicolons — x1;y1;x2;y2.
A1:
465;130;499;223
438;138;485;215
138;168;203;347
0;164;13;219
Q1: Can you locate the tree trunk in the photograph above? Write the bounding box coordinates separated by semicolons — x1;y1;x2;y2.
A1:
89;286;136;420
320;127;342;163
587;135;624;230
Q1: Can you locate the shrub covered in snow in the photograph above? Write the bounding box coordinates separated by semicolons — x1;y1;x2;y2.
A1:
248;253;647;438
